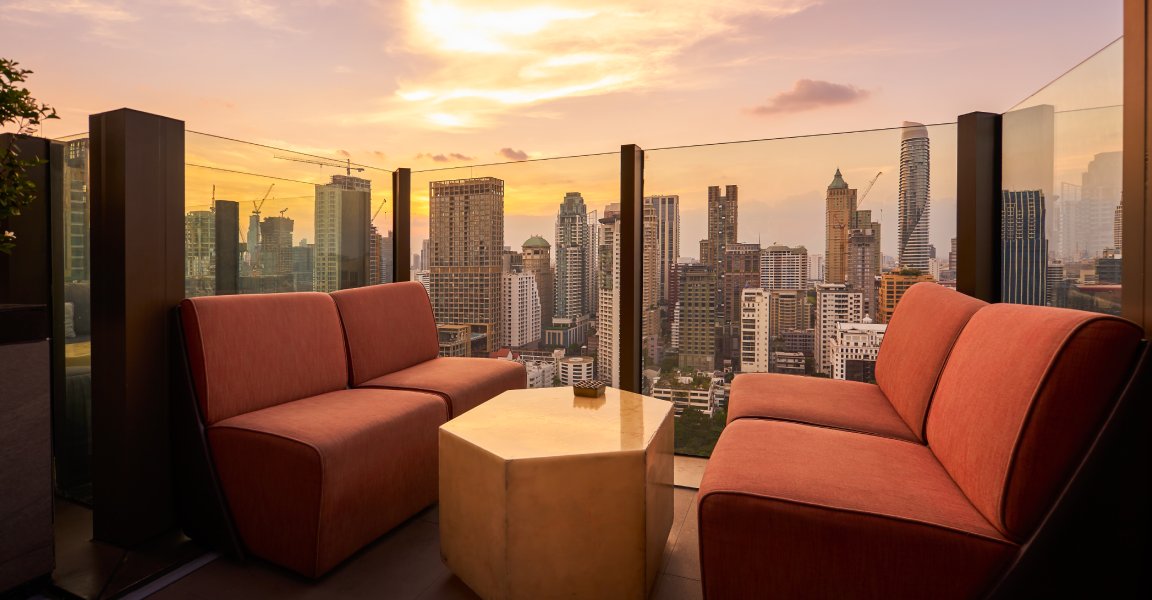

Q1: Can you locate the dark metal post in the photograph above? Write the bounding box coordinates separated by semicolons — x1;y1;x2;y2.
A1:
214;200;239;295
1124;0;1150;334
90;108;184;545
620;145;644;393
393;168;411;284
956;112;1002;302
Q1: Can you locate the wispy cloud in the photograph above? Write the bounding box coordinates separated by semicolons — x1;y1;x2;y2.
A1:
749;79;870;115
415;152;474;162
499;148;529;161
375;0;817;129
0;0;137;38
168;0;299;32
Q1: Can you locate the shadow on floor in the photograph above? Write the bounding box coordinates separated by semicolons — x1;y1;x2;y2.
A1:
145;488;702;600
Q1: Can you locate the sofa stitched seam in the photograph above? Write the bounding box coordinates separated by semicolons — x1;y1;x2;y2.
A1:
211;424;327;574
732;415;923;446
697;488;1017;547
918;301;985;442
997;316;1141;539
357;382;453;420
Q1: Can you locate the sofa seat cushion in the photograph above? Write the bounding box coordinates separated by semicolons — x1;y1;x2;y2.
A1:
699;419;1017;600
359;357;527;418
207;388;446;577
727;373;918;442
330;283;441;386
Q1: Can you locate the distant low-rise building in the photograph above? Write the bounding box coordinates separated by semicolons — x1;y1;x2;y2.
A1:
830;321;887;382
558;356;595;385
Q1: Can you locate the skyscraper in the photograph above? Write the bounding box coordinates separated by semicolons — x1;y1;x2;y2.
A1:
642;199;662;366
721;242;761;367
1080;151;1122;258
814;283;863;376
429;177;505;354
739;288;771;373
597;205;622;386
313;175;371;292
760;245;808;290
1001;190;1048;305
824;170;857;284
555;192;591;320
258;215;294;276
898;122;931;270
502;271;542;348
522;236;554;330
677;263;717;372
645;195;680;305
185;209;215;297
847;227;880;320
63;138;89;281
699;185;738;272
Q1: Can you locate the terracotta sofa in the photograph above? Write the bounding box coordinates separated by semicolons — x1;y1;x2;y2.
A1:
702;295;1147;599
176;284;526;577
729;282;986;441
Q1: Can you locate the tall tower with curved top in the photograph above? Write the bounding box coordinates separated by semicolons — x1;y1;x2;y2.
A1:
898;122;931;271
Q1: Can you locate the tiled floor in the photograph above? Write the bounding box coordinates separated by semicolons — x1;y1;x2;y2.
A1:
146;487;702;600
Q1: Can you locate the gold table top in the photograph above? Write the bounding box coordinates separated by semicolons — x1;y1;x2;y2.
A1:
440;386;672;460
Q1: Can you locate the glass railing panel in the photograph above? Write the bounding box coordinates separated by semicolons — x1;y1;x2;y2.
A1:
643;122;958;456
52;132;93;504
409;153;619;388
185;131;394;296
1001;39;1122;314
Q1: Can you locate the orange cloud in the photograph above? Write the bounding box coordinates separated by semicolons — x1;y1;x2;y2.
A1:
750;79;870;115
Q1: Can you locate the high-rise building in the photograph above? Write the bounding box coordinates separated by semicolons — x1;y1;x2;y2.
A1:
258;215;294;276
597;205;622;387
367;225;392;285
700;185;738;272
824;170;857;283
879;268;936;323
1080;151;1122;258
185;209;215;297
420;238;431;271
847;227;880;320
677;263;717;372
898;122;931;270
814;283;863;376
63;138;89;281
830;321;887;382
1114;202;1123;252
769;289;807;344
760;245;808;290
292;239;314;291
645;195;680;305
429;177;505;354
949;237;958;272
1002;190;1048;305
721;243;761;367
502;271;542;348
642;200;662;366
522;236;554;330
739;288;771;373
555;192;591;320
808;254;825;284
313;175;371;292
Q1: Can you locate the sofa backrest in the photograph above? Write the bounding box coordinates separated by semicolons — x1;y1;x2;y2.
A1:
180;292;350;425
875;282;987;440
330;282;440;386
925;303;1143;541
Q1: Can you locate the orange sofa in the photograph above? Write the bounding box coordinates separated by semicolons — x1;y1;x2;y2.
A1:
176;284;525;577
701;293;1147;599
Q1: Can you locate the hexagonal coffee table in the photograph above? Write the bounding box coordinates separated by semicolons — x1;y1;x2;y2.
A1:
439;387;674;599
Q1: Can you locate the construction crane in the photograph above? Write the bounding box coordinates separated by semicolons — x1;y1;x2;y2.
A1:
274;155;365;176
832;170;883;231
858;171;883;208
279;208;288;218
372;198;388;222
252;183;274;219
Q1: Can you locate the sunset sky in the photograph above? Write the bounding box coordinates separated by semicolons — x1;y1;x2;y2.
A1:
2;0;1123;262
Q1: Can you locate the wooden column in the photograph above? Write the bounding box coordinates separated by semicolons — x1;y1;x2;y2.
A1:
90;109;184;546
619;145;644;393
956;112;1002;302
